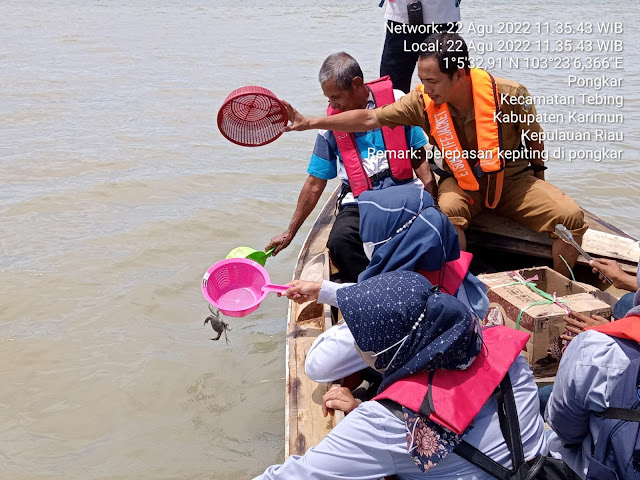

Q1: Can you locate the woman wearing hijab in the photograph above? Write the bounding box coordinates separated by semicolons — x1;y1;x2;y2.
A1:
357;183;488;316
255;271;547;479
285;184;489;383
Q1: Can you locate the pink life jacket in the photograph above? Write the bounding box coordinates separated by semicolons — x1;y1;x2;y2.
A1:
327;76;414;197
373;325;530;435
419;251;473;296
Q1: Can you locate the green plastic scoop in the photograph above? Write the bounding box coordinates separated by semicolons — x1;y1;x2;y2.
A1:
225;246;275;266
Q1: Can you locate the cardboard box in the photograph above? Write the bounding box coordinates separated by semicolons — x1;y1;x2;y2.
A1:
478;267;612;377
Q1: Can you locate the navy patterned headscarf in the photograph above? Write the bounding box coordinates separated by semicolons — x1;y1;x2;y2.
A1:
337;270;482;392
338;270;483;472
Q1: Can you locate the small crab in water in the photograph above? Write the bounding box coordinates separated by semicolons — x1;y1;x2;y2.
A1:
204;305;231;344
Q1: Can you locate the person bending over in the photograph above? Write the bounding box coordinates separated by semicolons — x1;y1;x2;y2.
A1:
266;52;435;283
255;271;549;480
284;184;489;384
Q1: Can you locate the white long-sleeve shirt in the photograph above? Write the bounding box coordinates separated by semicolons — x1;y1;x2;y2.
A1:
305;279;486;383
305;281;362;382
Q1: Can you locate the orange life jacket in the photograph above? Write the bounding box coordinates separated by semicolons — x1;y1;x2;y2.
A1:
419;68;504;208
587;315;640;342
374;325;529;435
328;76;414;197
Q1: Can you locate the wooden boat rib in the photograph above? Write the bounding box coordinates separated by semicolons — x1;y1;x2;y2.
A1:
285;183;639;458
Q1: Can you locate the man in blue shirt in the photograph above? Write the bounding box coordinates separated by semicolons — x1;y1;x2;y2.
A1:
266;52;434;283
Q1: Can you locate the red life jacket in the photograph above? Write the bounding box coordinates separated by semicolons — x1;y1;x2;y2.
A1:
587;315;640;342
419;251;472;295
374;325;530;435
327;76;414;197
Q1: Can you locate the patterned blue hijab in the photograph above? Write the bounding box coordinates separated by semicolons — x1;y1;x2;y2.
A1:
357;184;460;283
337;270;483;392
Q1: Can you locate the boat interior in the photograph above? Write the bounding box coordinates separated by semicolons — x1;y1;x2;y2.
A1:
284;186;639;457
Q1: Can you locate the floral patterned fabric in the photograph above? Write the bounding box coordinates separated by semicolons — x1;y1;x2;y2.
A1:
402;407;470;472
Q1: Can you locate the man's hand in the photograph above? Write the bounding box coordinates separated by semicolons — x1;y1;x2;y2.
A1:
589;258;638;291
278;280;322;304
561;309;610;342
411;147;438;199
524;136;545;180
322;385;360;417
422;176;438;199
265;231;293;256
281;100;311;132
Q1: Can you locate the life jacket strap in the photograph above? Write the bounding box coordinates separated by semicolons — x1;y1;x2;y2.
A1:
369;168;392;183
454;373;526;480
484;171;504;209
377;398;404;421
596;407;640;422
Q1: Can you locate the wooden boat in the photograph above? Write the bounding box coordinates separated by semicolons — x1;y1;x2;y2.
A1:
284;183;639;458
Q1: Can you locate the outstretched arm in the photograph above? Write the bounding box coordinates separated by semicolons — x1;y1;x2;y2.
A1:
266;175;327;255
590;258;638;291
282;100;381;133
279;280;322;304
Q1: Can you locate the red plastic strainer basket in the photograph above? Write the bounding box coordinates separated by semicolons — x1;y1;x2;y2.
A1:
217;86;288;147
201;258;289;317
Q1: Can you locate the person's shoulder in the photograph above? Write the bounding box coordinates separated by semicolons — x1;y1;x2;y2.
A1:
392;88;406;101
311;129;338;159
388;88;424;107
360;400;401;423
565;330;630;369
567;329;612;352
494;75;530;97
576;329;618;347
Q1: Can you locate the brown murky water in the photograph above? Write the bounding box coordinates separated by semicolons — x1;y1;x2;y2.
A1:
1;1;638;479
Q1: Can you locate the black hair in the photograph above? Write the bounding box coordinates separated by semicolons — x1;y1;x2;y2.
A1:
418;33;470;77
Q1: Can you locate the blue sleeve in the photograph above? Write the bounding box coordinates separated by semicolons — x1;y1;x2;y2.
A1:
545;331;624;445
404;125;428;150
307;131;338;180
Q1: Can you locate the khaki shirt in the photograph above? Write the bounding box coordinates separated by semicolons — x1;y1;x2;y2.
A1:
374;76;544;177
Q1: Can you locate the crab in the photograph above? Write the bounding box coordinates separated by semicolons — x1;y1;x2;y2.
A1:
204;305;231;344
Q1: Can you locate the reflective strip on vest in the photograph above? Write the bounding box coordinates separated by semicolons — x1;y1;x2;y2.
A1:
420;68;503;192
328;76;413;197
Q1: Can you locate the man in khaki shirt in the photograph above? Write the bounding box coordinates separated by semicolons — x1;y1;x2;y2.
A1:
282;33;587;278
